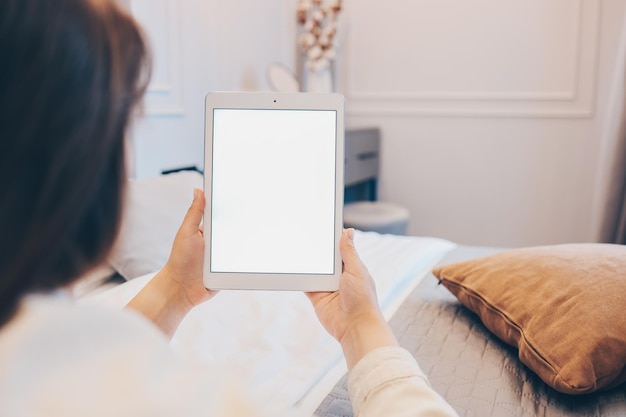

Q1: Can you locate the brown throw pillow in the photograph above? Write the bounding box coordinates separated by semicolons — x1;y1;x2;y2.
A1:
432;244;626;395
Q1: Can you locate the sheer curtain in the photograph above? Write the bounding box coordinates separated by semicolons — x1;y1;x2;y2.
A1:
600;16;626;244
600;112;626;244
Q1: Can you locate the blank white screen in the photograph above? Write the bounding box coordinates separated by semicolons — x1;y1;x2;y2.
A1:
210;109;337;274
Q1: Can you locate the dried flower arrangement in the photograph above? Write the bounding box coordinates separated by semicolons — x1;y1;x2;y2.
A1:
297;0;343;73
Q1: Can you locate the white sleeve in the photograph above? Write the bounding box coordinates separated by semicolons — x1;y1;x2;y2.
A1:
347;347;459;417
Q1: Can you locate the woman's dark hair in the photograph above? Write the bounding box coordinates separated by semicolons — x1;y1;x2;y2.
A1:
0;0;150;326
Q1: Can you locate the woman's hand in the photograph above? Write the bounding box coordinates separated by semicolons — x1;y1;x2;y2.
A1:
307;229;398;369
127;189;217;338
159;188;216;308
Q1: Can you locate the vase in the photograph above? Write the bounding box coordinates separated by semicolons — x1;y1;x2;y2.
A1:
305;67;333;93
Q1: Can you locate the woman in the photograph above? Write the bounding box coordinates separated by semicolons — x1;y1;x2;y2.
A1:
0;0;458;416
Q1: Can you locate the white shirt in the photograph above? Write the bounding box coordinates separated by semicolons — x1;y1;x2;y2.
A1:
0;293;458;417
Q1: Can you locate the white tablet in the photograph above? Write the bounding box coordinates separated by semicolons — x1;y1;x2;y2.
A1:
203;92;344;291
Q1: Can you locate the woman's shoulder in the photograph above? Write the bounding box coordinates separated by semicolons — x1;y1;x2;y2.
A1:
0;292;292;417
1;291;167;351
0;292;195;416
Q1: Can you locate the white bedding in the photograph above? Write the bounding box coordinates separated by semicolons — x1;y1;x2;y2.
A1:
84;231;455;416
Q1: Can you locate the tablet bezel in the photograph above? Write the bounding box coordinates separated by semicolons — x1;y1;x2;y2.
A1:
203;92;344;291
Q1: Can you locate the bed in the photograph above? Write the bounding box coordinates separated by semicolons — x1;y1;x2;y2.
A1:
80;171;626;417
315;246;626;417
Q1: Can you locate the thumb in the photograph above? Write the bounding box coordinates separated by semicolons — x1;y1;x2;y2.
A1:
181;188;205;233
340;228;361;268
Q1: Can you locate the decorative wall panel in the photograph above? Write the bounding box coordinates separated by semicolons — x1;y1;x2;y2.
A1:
343;0;600;117
130;0;184;116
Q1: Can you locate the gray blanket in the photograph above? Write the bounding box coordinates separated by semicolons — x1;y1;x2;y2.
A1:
315;246;626;417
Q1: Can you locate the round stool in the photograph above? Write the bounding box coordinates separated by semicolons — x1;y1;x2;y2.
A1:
344;201;410;235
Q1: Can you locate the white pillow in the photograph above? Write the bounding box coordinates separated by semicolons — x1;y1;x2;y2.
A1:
109;171;203;280
71;263;117;297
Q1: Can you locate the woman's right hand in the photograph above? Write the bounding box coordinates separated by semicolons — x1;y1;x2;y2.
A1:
306;229;398;369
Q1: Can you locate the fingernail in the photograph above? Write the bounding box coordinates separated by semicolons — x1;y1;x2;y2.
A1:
193;188;199;200
348;228;355;240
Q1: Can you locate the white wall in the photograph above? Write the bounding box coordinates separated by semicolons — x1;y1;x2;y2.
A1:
337;0;626;247
128;0;291;178
129;0;626;248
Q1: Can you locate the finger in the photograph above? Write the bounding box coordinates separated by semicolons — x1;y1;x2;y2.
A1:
181;188;205;233
305;291;324;303
340;228;361;268
305;291;331;304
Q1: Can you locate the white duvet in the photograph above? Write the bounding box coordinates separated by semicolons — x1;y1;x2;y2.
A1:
85;231;455;416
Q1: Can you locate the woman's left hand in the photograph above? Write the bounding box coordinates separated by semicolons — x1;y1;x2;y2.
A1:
160;188;216;308
127;188;217;338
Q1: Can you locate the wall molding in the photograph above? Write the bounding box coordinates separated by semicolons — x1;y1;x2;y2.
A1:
345;107;594;119
130;0;185;116
348;91;578;101
343;0;600;118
